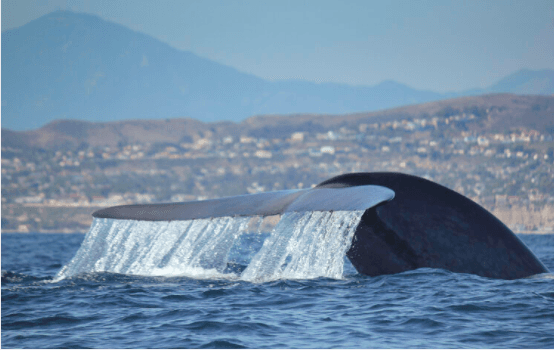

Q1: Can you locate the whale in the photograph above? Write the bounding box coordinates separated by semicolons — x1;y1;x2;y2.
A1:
318;172;549;279
93;172;549;280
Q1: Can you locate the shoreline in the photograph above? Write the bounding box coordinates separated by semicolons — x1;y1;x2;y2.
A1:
2;229;553;235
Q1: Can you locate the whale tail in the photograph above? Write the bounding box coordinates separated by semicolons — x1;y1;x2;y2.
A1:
91;172;548;280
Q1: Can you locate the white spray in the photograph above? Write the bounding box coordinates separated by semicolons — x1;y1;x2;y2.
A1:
56;211;364;282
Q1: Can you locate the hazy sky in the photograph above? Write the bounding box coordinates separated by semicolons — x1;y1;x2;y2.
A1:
2;0;553;92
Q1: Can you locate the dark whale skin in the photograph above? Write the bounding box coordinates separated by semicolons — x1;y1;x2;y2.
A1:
317;172;549;280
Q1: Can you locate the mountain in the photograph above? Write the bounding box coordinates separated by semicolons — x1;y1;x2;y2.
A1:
486;69;554;95
2;11;553;131
0;11;439;131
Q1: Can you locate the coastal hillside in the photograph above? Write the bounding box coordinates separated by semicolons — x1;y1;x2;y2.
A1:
3;94;553;150
2;94;553;233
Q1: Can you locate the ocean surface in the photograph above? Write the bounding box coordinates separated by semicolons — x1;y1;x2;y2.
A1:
2;216;554;348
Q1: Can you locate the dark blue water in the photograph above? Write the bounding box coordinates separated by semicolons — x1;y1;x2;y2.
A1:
2;233;554;348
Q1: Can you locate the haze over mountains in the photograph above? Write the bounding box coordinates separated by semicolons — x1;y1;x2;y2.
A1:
2;11;554;131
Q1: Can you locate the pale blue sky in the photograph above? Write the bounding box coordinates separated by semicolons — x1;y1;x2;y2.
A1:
2;0;553;92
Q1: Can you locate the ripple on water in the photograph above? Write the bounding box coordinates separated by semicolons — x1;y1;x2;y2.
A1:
200;340;247;349
2;271;44;285
2;314;98;331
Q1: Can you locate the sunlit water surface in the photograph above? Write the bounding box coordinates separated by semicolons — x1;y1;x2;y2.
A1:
2;229;554;348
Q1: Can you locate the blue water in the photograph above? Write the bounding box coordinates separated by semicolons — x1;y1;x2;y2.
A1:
2;232;554;348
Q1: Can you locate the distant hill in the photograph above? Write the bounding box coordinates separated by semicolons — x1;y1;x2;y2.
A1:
486;69;554;95
2;11;553;131
1;11;441;131
4;94;553;150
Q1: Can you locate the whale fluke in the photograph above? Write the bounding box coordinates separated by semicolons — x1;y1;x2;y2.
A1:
92;172;549;280
93;185;394;220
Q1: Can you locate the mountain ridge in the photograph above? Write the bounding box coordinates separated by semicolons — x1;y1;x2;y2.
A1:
2;11;553;131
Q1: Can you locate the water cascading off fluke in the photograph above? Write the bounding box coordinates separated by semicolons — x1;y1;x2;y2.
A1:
56;211;365;282
58;172;549;281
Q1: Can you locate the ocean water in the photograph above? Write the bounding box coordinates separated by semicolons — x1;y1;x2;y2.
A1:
2;213;554;348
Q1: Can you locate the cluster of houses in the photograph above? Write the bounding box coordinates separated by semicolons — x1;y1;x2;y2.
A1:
2;111;553;232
